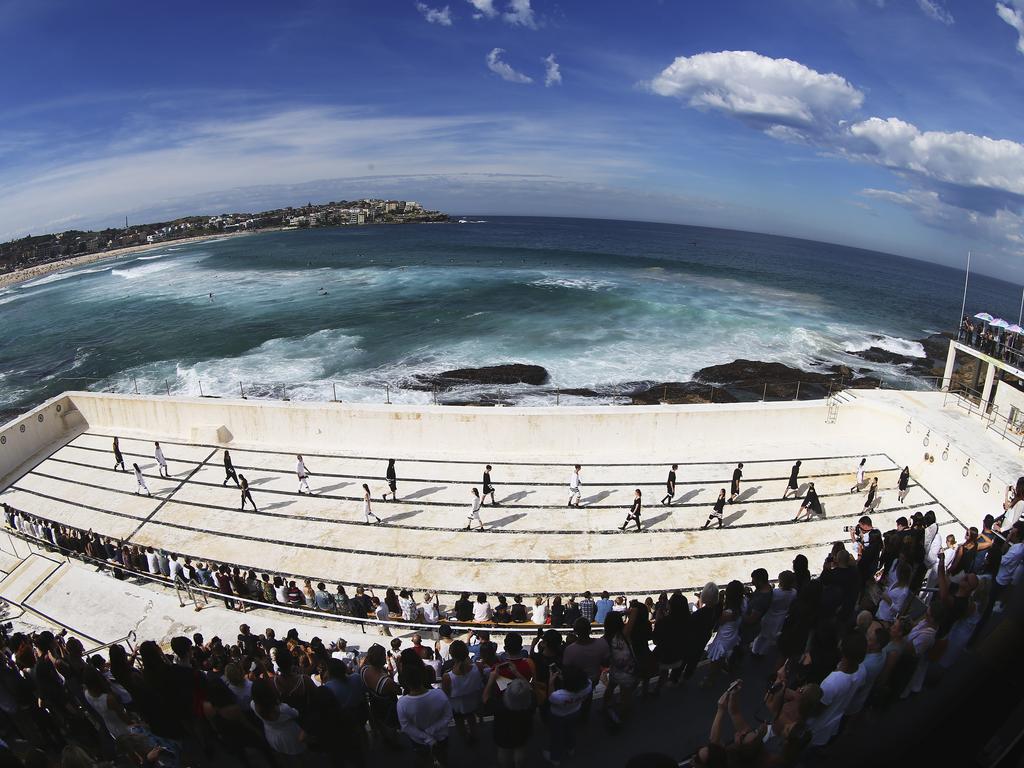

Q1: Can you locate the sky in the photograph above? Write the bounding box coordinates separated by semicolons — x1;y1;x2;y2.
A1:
2;0;1024;278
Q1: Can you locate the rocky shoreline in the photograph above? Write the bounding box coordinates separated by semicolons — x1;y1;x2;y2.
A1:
398;332;958;406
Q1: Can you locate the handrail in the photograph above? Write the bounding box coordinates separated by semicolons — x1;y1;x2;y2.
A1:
174;574;208;611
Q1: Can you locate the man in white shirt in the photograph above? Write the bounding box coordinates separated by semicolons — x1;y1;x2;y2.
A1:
397;665;452;763
296;454;314;495
154;442;169;478
567;465;582;508
544;666;593;764
996;523;1024;589
808;633;867;747
846;626;888;716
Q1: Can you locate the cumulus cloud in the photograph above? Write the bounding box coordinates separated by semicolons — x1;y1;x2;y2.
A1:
647;51;863;139
486;48;533;83
648;49;1024;254
916;0;954;24
466;0;497;18
998;1;1024;54
503;0;536;27
543;54;561;87
415;2;452;26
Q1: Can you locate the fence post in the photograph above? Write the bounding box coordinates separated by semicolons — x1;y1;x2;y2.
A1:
164;379;170;396
794;381;801;401
132;376;139;395
556;389;560;405
240;382;245;399
333;382;338;402
709;386;714;403
762;382;767;401
386;384;391;404
433;386;438;405
198;380;204;398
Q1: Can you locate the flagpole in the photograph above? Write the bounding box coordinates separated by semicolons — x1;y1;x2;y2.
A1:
959;251;971;327
1018;286;1023;326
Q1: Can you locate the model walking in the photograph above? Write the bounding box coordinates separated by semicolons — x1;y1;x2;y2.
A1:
849;457;866;493
702;489;726;529
113;437;125;472
793;481;822;522
466;487;484;531
897;466;910;504
862;476;878;512
728;462;743;503
567;465;582;507
222;450;239;487
240;475;257;512
296;454;314;495
154;442;169;478
782;460;801;499
661;464;677;505
620;489;643;532
482;465;498;505
383;459;398;502
363;483;383;524
133;463;151;496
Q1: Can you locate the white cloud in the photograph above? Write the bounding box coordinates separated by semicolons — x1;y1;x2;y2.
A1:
503;0;536;27
543;53;562;87
997;1;1024;54
848;117;1024;200
486;48;533;83
415;3;453;26
466;0;497;18
647;51;864;139
916;0;954;24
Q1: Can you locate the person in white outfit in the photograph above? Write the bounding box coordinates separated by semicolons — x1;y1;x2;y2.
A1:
154;442;169;478
466;487;484;531
531;596;549;625
133;463;151;496
849;457;866;493
362;483;382;524
296;454;314;495
567;465;582;508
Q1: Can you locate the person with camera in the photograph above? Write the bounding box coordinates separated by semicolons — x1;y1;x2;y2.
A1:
850;516;882;585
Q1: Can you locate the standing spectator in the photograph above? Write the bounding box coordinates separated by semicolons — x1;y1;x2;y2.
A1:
360;644;401;748
251;677;306;766
653;592;689;693
740;568;773;651
222;450;239;487
441;640;483;745
563;617;609;719
751;570;797;656
578;591;596;623
313;582;336;612
397;661;452;767
807;633;867;749
661;464;677;505
383;459;398;502
699;580;744;689
154;442;170;478
544;665;591;766
484;668;534;768
602;611;637;725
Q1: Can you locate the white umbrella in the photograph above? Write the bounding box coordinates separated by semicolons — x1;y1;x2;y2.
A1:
974;312;994;322
1008;324;1024;334
991;318;1010;329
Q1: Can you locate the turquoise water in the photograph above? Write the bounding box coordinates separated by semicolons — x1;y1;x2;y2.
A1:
0;217;1018;412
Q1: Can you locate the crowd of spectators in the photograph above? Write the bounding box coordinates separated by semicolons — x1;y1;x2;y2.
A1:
1;496;1022;767
959;315;1024;365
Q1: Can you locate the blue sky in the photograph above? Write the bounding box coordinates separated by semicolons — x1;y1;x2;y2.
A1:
2;0;1024;277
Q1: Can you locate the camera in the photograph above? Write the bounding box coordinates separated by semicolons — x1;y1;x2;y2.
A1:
843;525;854;533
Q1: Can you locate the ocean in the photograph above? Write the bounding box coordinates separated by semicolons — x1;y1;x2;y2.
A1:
0;217;1019;414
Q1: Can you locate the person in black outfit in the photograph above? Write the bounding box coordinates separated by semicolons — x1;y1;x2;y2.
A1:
782;460;801;499
482;464;498;505
222;450;239;487
729;462;743;503
620;489;643;532
453;592;474;622
239;475;257;511
113;437;126;472
793;481;822;522
383;459;398;501
702;489;727;529
661;464;677;505
897;466;910;503
862;476;878;512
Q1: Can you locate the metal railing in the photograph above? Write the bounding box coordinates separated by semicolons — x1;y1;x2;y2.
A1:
956;328;1024;370
174;575;209;611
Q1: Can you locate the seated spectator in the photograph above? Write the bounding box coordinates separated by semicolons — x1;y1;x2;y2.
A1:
313;582;335;612
473;593;493;623
454;592;475;622
493;594;511;623
509;595;528;623
421;593;439;624
594;591;614;624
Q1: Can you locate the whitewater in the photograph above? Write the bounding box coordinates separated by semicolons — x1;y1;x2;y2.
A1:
0;217;1017;414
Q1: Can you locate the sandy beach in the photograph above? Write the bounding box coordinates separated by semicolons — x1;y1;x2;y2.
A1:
0;230;253;290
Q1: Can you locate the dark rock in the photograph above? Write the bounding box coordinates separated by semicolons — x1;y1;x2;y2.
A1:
846;347;914;366
410;363;549;390
694;359;832;386
544;388;603;398
630;381;738;405
829;364;854;378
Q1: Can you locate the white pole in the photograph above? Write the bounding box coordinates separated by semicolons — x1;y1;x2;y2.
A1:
1018;286;1023;326
959;251;971;329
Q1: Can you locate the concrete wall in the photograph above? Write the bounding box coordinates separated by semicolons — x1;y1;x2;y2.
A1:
0;394;81;491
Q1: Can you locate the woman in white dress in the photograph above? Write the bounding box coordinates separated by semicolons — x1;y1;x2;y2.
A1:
877;562;912;622
750;571;797;656
531;596;549;625
699;580;744;689
465;487;484;531
132;463;151;497
363;483;382;524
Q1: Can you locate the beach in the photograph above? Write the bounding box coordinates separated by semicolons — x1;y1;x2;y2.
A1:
0;230;253;290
